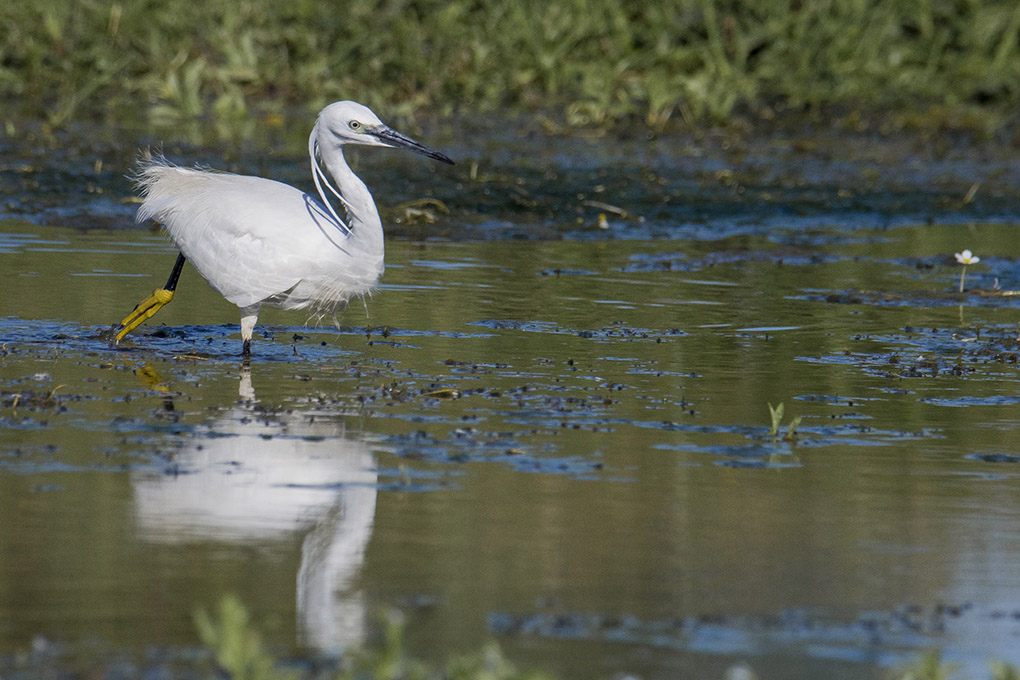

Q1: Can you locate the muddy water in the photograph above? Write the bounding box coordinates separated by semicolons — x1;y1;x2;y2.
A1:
3;124;1020;679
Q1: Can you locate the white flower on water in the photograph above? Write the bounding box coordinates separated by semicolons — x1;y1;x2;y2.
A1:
955;249;980;265
954;249;980;292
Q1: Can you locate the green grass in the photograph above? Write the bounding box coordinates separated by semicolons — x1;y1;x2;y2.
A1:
3;0;1020;135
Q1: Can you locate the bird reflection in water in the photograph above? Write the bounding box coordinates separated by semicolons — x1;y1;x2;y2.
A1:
132;364;377;652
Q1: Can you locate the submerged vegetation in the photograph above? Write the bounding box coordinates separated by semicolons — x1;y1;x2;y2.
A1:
190;597;1020;680
3;0;1020;134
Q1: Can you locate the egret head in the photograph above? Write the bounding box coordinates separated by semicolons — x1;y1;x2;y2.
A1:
307;101;453;234
314;101;454;165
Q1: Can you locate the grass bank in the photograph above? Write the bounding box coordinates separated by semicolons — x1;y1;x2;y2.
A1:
3;0;1020;135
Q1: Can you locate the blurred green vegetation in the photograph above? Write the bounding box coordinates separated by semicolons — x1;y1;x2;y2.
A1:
192;599;1020;680
192;597;1020;680
3;0;1020;134
195;595;555;680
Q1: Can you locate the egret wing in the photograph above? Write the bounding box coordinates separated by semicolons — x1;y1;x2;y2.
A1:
136;163;350;309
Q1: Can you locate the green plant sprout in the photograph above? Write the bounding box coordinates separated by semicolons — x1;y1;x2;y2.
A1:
768;402;803;440
194;594;289;680
768;402;784;437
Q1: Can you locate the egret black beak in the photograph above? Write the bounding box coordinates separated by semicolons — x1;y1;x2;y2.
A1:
370;125;454;165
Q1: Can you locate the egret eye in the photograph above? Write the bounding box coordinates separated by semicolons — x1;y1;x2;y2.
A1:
349;120;362;131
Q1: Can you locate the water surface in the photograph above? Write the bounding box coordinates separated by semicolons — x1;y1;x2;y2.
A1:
3;123;1020;679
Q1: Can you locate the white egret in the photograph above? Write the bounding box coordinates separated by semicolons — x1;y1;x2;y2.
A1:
115;100;453;357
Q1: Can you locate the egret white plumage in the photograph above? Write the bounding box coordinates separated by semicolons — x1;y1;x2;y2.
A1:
114;100;453;357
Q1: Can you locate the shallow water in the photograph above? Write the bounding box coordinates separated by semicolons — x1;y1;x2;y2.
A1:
3;123;1020;679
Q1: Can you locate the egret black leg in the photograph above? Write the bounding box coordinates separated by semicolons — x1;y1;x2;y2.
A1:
163;252;186;293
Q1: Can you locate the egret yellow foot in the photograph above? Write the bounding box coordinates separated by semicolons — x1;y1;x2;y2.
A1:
115;288;175;343
114;252;187;344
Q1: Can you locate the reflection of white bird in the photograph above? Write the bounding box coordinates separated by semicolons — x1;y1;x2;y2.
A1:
298;476;377;652
115;101;454;357
133;367;378;651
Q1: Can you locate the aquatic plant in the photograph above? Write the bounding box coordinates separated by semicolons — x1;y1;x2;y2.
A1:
955;249;981;292
194;596;555;680
768;402;784;437
897;650;956;680
992;661;1020;680
191;597;1020;680
194;595;287;680
767;402;802;440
